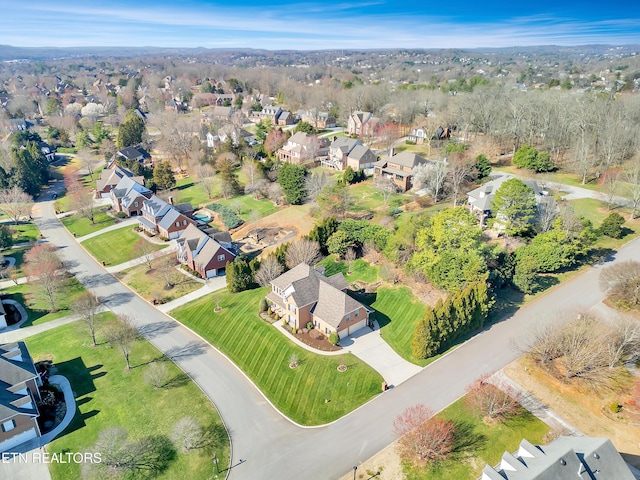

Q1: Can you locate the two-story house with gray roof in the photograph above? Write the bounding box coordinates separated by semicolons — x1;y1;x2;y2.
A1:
109;176;153;216
97;165;144;198
266;263;372;339
0;342;42;453
138;195;195;240
325;137;377;172
373;151;437;192
175;224;236;278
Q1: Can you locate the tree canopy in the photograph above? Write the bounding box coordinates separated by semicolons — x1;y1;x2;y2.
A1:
277;163;307;205
491;178;537;236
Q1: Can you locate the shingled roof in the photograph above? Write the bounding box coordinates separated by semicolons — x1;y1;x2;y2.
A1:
0;342;39;422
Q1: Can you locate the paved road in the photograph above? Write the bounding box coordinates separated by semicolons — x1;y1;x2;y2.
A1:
32;178;640;479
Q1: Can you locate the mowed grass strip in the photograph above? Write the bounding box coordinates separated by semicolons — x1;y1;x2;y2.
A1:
26;317;230;480
216;195;279;220
371;286;429;366
318;256;379;284
349;183;409;212
61;210;117;237
81;226;167;266
171;287;383;425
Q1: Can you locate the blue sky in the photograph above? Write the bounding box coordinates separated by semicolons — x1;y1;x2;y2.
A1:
3;0;640;50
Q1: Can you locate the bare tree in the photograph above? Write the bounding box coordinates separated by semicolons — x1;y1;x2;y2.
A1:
24;244;65;311
345;247;357;273
373;175;399;206
465;374;521;421
305;170;333;202
599;260;640;306
171;417;204;453
285;238;321;269
242;158;262;193
601;169;620;210
105;314;139;370
447;155;473;207
70;187;96;224
144;362;169;389
133;238;157;272
413;161;448;202
154;254;176;289
254;255;284;286
536;197;558;233
248;210;261;242
267;183;285;205
393;404;455;466
624;156;640;219
194;163;216;200
77;147;101;179
0;186;33;225
71;292;102;347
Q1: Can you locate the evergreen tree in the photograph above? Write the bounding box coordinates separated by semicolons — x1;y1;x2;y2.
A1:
153;161;176;191
277;163;307;205
307;217;339;254
411;309;439;359
116;110;145;149
492;178;537;236
474;154;492;179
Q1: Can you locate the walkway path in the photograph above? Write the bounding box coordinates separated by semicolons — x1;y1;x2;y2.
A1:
75;217;139;243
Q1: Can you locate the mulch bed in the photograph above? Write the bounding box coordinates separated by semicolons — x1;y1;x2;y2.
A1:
292;329;342;352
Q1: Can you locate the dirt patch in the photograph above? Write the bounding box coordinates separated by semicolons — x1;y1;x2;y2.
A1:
504;357;640;465
337;442;404;480
235;227;297;254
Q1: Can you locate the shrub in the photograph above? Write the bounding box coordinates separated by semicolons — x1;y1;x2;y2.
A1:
206;203;244;229
306;321;313;330
600;212;625;238
116;211;128;219
329;331;339;345
292;326;297;334
259;297;268;312
609;402;622;413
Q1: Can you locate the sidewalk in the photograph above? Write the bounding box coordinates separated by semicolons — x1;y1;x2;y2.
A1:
0;312;92;344
156;276;228;312
76;217;139;243
490;370;583;436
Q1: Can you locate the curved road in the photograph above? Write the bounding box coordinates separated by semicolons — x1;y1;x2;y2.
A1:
33;180;640;479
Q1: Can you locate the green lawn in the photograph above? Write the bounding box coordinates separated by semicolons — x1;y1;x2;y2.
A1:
170;287;383;425
568;198;639;250
117;264;203;303
350;183;410;212
81;226;168;266
2;276;86;327
216;195;279;220
173;177;215;207
365;286;430;366
0;246;27;275
61;210;117;237
318;255;380;284
26;317;230;480
3;221;41;244
404;397;549;480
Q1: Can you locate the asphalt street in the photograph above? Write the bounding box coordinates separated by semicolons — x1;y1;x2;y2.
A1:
33;178;640;479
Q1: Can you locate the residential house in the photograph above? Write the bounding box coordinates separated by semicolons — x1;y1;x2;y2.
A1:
96;165;144;198
110;176;153;216
466;174;553;224
176;224;236;278
276;131;329;166
201;106;235;124
347;111;378;137
165;98;188;112
0;342;42;453
407;126;429;145
256;105;283;123
481;437;635;480
299;110;336;129
324;137;377;172
39;142;55;162
138;195;195;240
276;110;296;126
116;146;152;166
0;119;27;134
373;151;435;192
214;94;236;106
217;124;256;147
266;263;372;339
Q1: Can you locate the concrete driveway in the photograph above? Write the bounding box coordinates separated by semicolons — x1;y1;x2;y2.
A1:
340;322;422;387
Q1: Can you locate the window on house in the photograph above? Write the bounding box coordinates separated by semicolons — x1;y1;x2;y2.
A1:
1;420;16;432
288;303;295;312
175;222;180;227
346;313;350;323
354;310;359;318
134;202;138;207
395;174;402;181
217;254;225;261
183;220;187;226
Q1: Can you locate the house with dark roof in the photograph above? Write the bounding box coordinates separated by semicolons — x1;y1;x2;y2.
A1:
138;195;195;240
266;264;372;339
481;437;635;480
110;176;153;217
298;110;336;129
373;151;437;192
176;224;236;278
325;137;377;172
116;146;152;165
97;165;144;198
0;342;42;453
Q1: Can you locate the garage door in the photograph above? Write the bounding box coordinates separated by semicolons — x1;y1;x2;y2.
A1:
339;319;367;339
0;428;37;453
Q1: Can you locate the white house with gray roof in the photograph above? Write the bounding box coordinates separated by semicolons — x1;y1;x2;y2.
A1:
325;137;377;172
266;263;372;339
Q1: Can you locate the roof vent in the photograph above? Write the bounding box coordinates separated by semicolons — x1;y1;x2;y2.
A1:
560;459;567;466
593;452;600;459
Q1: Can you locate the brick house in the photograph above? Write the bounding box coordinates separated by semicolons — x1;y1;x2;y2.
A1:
373;151;436;192
138;196;195;240
0;342;42;453
347;111;379;137
276;131;329;166
96;165;144;198
324;137;377;172
109;176;153;216
176;224;236;278
266;264;371;339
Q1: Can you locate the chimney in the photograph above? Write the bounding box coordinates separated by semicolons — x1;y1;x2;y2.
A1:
168;196;174;205
389;147;394;157
333;136;337;141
